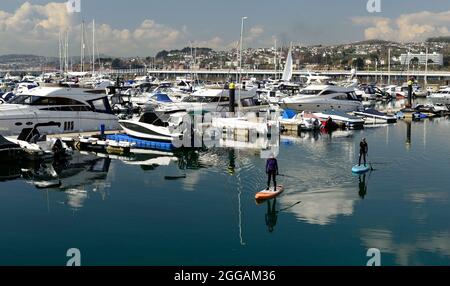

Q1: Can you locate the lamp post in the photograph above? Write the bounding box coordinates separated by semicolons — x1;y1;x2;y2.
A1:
239;16;248;108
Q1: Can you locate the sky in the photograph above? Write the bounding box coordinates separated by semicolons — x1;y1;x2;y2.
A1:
1;0;450;57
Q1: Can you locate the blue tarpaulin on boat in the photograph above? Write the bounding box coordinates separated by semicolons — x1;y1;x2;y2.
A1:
155;93;173;103
282;109;297;119
106;134;174;151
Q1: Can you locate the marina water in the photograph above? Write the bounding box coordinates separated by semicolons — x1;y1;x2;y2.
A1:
0;117;449;266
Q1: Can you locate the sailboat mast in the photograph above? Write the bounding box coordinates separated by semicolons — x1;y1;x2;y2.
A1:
388;48;391;85
407;47;411;78
274;39;277;80
65;31;69;74
81;21;84;73
425;47;428;88
92;19;95;75
59;32;62;74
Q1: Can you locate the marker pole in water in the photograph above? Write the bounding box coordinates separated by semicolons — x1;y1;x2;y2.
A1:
229;82;235;113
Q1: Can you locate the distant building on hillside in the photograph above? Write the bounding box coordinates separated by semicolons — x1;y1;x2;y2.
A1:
400;52;443;66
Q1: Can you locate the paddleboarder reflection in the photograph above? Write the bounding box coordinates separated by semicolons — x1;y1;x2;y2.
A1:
358;174;368;199
265;199;278;233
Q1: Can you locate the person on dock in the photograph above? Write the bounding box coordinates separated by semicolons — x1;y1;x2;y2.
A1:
266;154;279;191
359;138;368;166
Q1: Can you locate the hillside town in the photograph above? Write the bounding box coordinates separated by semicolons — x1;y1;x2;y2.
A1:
1;38;449;74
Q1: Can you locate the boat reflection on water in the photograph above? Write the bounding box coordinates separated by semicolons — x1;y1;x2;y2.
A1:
405;119;412;149
0;164;22;182
0;153;113;210
22;153;112;209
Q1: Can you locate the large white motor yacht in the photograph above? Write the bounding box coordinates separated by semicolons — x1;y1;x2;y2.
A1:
281;84;362;112
0;87;119;136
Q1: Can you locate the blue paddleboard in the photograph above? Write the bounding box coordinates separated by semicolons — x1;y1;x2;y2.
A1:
352;165;370;174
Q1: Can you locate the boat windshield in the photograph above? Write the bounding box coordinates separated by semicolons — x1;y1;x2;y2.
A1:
9;95;86;106
182;96;227;103
300;89;321;95
333;92;359;101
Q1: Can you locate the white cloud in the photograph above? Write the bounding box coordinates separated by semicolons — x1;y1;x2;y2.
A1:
361;229;450;265
191;37;225;50
351;10;450;42
0;2;73;54
0;2;268;56
246;25;264;42
0;1;187;56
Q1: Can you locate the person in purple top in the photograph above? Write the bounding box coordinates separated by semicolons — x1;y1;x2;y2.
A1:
266;154;279;191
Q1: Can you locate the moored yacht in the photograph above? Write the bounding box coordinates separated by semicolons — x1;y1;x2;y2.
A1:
0;87;119;136
118;111;185;142
428;87;450;105
150;87;262;113
281;85;362;112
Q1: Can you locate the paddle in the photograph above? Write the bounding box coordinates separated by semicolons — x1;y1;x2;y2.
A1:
278;201;302;213
277;174;296;179
367;154;374;171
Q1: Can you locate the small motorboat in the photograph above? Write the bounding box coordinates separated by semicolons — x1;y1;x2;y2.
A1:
314;110;365;130
415;104;449;116
8;122;73;161
353;109;397;124
280;110;320;131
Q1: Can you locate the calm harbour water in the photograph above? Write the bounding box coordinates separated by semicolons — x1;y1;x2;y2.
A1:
1;116;450;266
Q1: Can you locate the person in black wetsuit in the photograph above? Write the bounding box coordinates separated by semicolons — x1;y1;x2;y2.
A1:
359;138;368;166
266;154;279;191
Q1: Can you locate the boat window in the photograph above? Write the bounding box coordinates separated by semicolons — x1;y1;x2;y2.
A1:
333;94;349;100
301;89;321;95
9;95;87;106
88;97;113;114
241;98;256;107
183;96;225;103
346;92;358;100
39;106;91;112
9;95;34;104
321;90;335;95
32;97;86;106
139;112;168;127
365;87;375;94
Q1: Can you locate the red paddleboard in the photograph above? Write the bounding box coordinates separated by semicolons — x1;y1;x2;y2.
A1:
255;186;284;202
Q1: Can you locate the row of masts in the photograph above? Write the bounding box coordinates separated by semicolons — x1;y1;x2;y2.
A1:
58;19;98;75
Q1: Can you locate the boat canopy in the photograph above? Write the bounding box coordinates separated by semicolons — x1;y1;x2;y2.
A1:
154;93;173;103
282;109;297;119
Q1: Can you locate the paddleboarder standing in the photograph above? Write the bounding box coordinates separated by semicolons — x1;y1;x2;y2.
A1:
359;138;368;166
266;154;279;191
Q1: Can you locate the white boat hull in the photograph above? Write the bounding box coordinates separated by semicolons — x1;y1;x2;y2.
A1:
0;107;119;136
282;100;362;113
119;120;181;142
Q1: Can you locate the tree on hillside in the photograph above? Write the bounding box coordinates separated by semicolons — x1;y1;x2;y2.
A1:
112;58;124;69
156;50;169;59
353;57;364;70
